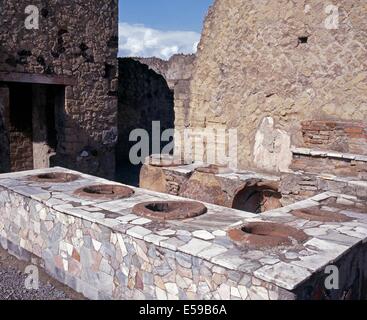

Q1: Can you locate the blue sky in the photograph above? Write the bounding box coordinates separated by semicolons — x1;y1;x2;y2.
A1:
118;0;213;59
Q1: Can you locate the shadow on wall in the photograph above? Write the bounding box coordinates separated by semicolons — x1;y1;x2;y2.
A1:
116;58;175;186
0;85;10;173
0;81;117;179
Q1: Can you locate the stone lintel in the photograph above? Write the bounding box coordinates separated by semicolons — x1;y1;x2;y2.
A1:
0;72;77;86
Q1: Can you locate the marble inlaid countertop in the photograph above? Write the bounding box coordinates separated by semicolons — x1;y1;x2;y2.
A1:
1;167;366;291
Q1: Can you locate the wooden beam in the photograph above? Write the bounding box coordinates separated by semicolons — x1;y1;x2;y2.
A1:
0;72;77;86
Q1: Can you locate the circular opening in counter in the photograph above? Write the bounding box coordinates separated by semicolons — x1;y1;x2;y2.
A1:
28;172;80;183
132;200;207;220
73;184;134;200
228;222;308;249
292;207;353;222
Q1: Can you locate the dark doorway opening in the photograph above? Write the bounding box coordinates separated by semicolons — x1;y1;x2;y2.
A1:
0;82;64;173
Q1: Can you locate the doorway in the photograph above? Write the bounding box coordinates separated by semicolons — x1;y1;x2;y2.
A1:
0;82;64;173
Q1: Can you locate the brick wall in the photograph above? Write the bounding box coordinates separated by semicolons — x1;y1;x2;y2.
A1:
302;120;367;155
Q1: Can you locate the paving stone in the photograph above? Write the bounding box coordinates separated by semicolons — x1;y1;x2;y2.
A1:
179;238;212;256
160;238;185;251
211;253;244;271
126;226;152;239
254;262;311;290
192;230;215;240
131;218;152;225
92;239;102;251
197;244;228;260
143;233;168;246
117;214;139;223
304;238;349;255
304;228;328;237
157;229;176;236
238;285;248;300
212;230;227;237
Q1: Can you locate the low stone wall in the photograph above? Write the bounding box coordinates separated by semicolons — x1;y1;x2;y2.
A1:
140;160;367;212
1;168;367;300
290;147;367;179
280;171;367;206
302;120;367;155
139;163;282;210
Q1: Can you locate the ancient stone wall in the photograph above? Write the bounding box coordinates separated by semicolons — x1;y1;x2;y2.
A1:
291;154;367;179
116;58;174;163
134;54;196;141
117;55;195;163
135;54;195;90
301;120;367;155
0;0;118;179
186;0;367;173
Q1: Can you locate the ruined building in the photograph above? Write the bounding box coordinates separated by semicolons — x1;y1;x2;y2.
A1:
117;55;194;166
183;0;367;174
1;0;367;301
141;0;367;211
0;0;118;179
116;54;195;185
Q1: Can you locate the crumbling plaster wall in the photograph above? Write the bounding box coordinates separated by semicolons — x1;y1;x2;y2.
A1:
0;0;118;179
187;0;367;172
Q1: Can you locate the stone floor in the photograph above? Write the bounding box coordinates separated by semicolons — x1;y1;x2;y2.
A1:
0;246;84;300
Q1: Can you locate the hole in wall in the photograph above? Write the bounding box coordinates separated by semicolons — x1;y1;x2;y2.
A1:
298;36;309;44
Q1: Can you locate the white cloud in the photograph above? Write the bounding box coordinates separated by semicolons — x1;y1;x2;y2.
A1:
119;22;200;60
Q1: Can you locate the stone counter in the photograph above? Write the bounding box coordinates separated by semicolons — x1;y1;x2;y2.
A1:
140;162;282;211
0;167;367;300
